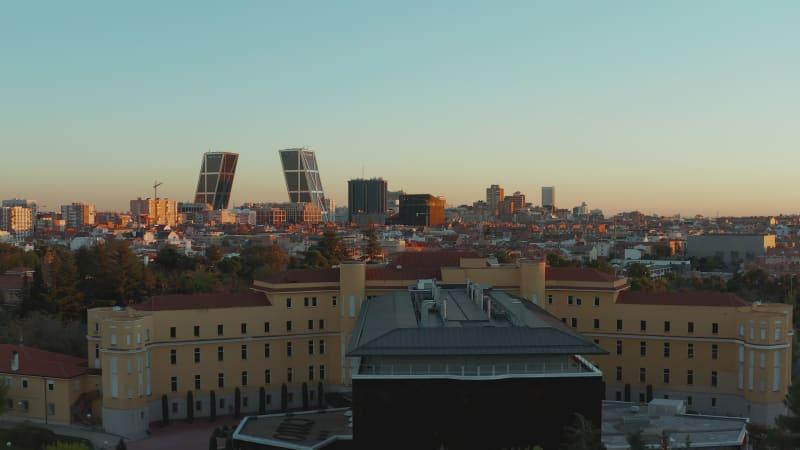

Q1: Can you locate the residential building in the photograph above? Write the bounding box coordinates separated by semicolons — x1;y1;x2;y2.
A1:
279;148;328;218
0;206;34;238
542;186;556;210
129;198;178;227
687;234;777;264
194;152;239;210
485;184;504;219
348;178;388;226
398;194;445;227
61;202;96;229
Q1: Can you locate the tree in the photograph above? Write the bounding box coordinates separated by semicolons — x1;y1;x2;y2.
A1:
317;231;347;265
0;378;8;416
209;390;217;422
774;380;800;446
302;382;309;410
161;394;169;426
205;245;223;266
45;442;91;450
562;413;605;450
240;244;289;280
208;433;218;450
115;438;127;450
187;391;194;424
281;384;288;411
364;227;382;261
234;387;241;418
317;382;325;410
218;256;243;291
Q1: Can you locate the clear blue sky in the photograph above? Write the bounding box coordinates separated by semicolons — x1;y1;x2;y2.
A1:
1;1;798;216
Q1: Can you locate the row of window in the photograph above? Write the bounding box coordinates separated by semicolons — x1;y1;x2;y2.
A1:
173;389;314;414
548;295;601;306
3;377;55;391
167;319;328;339
170;365;327;392
613;391;716;408
614;340;717;359
170;340;327;364
286;296;338;308
615;366;718;387
567;318;720;335
4;399;56;415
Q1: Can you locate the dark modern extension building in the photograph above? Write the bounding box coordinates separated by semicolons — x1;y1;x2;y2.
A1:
347;178;388;226
348;281;606;450
398;194;445;227
194;151;239;210
279;148;328;218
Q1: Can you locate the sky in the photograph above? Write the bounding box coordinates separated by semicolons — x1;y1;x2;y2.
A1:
1;1;798;217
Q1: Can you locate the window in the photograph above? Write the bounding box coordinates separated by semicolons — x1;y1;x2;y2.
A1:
218;373;224;388
576;298;582;306
264;322;270;333
663;369;670;384
170;349;177;364
219;398;226;409
304;297;310;307
319;365;326;380
196;400;202;412
711;371;718;387
739;324;745;336
287;368;293;383
170;327;176;338
639;393;645;403
95;344;99;358
241;345;248;360
663;343;670;358
286;298;293;308
568;295;573;305
593;319;600;329
241;323;247;334
594;296;600;306
775;327;782;341
266;394;272;404
287;342;293;357
172;402;178;414
640;320;647;331
615;392;622;401
194;325;200;337
22;378;28;388
241;371;248;386
288;393;294;403
712;344;719;360
47;403;55;416
194;375;201;390
688;322;694;333
308;319;314;330
319;319;325;330
286;321;293;332
616;341;623;355
265;369;272;384
242;396;249;408
308;340;314;355
571;318;578;328
308;366;315;381
319;340;326;354
217;346;224;361
548;295;553;305
664;321;670;332
332;296;337;306
639;368;646;383
48;381;54;391
687;396;693;406
616;366;622;381
170;377;177;392
687;370;694;385
217;324;224;336
194;348;200;363
711;397;717;408
640;341;647;356
688;344;694;359
712;323;719;335
616;320;623;331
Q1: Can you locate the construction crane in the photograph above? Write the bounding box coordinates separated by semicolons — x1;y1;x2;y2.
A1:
153;181;163;199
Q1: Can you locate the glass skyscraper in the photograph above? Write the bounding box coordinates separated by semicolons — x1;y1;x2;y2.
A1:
279;148;328;217
195;152;239;210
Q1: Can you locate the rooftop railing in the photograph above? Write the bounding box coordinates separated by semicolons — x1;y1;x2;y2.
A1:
357;359;599;378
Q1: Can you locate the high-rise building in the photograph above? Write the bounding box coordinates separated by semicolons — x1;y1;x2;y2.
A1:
485;184;505;218
279;148;328;218
398;194;446;227
194;152;239;210
61;202;96;229
542;186;555;210
129;198;178;227
348;178;388;225
0;206;34;238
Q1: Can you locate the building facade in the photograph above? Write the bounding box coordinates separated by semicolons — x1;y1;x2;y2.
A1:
485;184;504;219
687;234;777;264
61;202;96;229
347;178;388;226
398;194;445;227
0;206;34;238
542;186;555;209
194;152;239;210
129;198;178;227
279;148;328;219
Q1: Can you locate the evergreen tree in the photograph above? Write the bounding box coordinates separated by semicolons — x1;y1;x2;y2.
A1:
364;227;381;261
626;430;646;450
187;391;194;424
562;413;606;450
302;382;309;410
259;387;266;414
234;387;241;418
161;394;169;426
281;384;288;411
209;390;217;422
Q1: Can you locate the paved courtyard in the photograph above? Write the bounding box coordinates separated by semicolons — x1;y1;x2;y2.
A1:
127;417;241;450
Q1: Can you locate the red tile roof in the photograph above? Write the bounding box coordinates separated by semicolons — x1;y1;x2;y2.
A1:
134;292;271;311
266;269;339;284
546;267;619;283
389;250;482;269
366;267;441;281
0;274;24;290
0;344;88;379
617;291;750;307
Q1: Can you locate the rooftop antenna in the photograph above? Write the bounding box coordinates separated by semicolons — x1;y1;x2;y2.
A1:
153;180;163;199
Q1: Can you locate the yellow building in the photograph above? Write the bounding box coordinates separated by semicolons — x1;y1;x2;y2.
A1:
1;344;101;425
88;251;792;437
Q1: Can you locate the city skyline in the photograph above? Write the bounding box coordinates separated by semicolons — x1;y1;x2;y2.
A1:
1;2;799;216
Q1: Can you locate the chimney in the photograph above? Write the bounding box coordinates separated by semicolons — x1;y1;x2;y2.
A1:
11;351;19;372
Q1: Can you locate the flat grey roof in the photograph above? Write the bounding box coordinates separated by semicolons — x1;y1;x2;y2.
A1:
234;408;353;450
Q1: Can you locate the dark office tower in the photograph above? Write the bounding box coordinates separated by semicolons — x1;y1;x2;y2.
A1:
194;152;239;210
279;148;328;216
398;194;446;227
348;178;388;225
